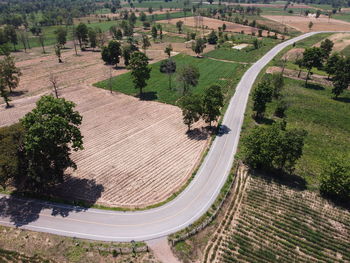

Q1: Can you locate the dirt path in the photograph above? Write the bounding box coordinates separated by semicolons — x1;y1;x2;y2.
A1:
148;238;181;263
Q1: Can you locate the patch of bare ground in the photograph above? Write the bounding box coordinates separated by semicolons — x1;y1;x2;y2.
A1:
158;16;282;38
262;15;350;32
282;48;305;61
313;32;350;53
266;66;332;86
0;224;159;263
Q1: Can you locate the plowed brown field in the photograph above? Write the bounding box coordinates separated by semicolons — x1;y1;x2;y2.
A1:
263;15;350;32
0;42;209;208
158;16;274;37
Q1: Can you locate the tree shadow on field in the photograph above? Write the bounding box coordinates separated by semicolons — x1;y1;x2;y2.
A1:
0;175;104;227
137;91;158;101
333;97;350;104
250;169;307;191
186;127;210;141
255;116;275;125
304;83;325;91
9;90;27;97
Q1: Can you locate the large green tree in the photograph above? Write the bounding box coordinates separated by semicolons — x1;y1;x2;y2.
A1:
21;95;83;189
192;38;206;57
242;121;307;173
128;51;151;97
320;38;334;60
252;79;273;119
177;65;200;95
325;53;341;79
54;27;67;47
0;55;22;93
0;123;25;190
320;155;350;203
160;59;176;90
76;23;89;50
301;47;324;86
202;85;224;126
179;94;202;131
330;56;350;98
101;40;122;67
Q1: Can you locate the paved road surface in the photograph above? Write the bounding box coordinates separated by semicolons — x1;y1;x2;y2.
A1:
0;32;321;242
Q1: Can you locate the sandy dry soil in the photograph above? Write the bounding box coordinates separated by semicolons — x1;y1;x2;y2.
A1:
262;15;350;32
158;16;279;37
314;32;350;52
1;42;209;208
266;66;332;87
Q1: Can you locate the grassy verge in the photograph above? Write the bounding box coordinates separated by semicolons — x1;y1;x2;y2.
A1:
205;37;281;63
0;224;150;263
95;54;247;105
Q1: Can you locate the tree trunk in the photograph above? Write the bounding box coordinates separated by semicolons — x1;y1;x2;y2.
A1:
74;42;78;56
168;74;171;90
298;69;302;78
41;44;46;54
305;69;310;86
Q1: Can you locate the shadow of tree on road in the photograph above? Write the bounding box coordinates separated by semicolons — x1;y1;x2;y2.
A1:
0;176;104;227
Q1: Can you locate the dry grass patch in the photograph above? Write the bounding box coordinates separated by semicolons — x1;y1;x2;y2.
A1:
263;15;350;32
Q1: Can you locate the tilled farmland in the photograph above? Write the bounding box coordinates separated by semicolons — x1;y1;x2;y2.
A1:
205;174;350;263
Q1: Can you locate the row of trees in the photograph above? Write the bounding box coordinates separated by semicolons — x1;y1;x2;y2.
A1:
296;39;350;98
0;55;21;108
180;85;224;130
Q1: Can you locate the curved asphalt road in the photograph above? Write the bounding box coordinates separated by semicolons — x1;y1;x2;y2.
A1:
0;32;322;242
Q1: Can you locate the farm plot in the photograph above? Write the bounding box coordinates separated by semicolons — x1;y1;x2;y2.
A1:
2;84;209;208
0;43;169;126
262;15;350;32
95;54;244;105
205;174;350;263
158;16;273;37
313;33;350;53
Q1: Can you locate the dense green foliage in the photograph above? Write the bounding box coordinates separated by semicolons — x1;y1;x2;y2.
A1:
128;51;151;96
242;121;307;173
0;124;25;190
320;156;350;202
21;95;83;189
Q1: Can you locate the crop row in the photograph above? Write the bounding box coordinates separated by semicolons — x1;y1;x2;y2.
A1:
213;175;350;263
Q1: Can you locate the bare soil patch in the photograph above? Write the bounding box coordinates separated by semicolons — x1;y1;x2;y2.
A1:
263;15;350;32
313;33;350;53
158;16;277;37
282;48;305;61
266;66;332;87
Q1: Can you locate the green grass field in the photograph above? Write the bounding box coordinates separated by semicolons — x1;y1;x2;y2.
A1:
341;44;350;57
95;54;247;105
334;12;350;22
205;37;280;63
264;78;350;189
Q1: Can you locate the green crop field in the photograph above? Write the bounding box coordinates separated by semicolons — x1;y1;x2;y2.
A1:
205;37;280;63
341;44;350;57
213;174;350;263
95;54;248;105
265;78;350;189
334;13;350;22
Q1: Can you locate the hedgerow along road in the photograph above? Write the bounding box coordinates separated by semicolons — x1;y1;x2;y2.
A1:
0;31;326;242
